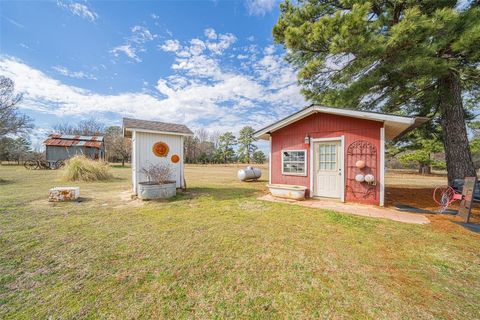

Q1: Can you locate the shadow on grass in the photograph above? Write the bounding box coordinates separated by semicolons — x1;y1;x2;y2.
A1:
170;186;260;202
0;178;13;185
453;222;480;233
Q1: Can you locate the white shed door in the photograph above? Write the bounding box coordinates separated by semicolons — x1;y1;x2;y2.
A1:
313;141;342;198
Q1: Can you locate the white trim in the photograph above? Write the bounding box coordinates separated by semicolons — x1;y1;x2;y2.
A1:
132;130;138;194
125;127;194;137
309;136;345;202
254;105;428;141
180;136;184;188
269;135;272;184
380;127;385;206
281;149;308;176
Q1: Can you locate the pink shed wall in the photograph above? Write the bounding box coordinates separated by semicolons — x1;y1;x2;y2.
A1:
270;112;383;205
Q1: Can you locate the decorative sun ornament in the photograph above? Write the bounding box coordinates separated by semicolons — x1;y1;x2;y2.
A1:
152;142;169;157
171;154;180;163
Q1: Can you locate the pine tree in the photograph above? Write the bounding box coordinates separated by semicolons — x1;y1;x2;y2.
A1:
237;126;258;164
252;150;267;164
273;0;480;184
217;132;236;164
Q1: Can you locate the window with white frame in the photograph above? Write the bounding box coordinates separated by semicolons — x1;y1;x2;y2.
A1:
282;150;307;175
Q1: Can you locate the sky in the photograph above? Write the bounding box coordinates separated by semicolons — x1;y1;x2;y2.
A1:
0;0;306;150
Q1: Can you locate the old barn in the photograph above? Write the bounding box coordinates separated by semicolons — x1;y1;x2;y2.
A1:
44;134;105;165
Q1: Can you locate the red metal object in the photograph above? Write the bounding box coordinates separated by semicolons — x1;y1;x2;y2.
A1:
270;112;382;205
433;186;463;213
346;140;377;200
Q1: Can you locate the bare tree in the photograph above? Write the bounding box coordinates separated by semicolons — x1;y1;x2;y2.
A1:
53;118;104;136
104;126;131;166
0;76;32;137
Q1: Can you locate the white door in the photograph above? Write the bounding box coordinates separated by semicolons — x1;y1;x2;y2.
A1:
313;141;342;198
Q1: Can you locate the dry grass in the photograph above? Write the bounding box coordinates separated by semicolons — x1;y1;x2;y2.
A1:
0;164;479;319
62;155;112;182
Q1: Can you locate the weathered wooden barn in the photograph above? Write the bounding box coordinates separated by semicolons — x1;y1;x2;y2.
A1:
43;134;105;165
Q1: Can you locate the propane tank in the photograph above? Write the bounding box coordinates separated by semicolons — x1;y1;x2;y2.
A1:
237;166;262;181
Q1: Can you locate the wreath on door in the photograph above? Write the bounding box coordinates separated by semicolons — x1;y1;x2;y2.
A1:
152;142;169;157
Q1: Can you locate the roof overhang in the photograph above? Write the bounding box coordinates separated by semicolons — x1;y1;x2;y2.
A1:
254;105;430;141
123;127;194;138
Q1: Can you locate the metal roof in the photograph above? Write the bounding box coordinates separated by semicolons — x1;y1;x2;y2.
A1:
123;117;193;137
43;134;104;148
254;105;430;141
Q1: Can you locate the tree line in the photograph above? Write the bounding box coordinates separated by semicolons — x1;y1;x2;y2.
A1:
184;126;266;164
0;76;266;165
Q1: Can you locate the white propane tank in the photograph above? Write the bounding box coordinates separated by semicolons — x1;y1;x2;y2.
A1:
237;166;262;181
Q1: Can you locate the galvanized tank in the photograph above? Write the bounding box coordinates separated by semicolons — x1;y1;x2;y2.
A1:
237;166;262;181
138;181;176;200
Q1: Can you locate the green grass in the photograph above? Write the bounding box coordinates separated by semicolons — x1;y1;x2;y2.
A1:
0;165;479;319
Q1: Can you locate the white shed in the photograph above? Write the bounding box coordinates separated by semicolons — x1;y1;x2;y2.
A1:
123;118;193;194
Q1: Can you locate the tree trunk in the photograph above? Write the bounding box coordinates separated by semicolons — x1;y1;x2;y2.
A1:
418;164;431;175
438;71;476;185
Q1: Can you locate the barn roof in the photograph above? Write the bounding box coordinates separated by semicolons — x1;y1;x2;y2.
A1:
43;134;104;148
254;105;430;141
123;117;193;138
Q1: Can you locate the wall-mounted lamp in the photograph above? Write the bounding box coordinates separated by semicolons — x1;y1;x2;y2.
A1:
304;134;310;145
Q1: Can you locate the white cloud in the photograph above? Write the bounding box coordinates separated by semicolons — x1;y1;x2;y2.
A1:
111;44;141;62
1;29;305;134
130;26;155;43
204;28;217;40
52;65;97;80
111;26;156;62
56;1;98;22
3;16;25;28
245;0;277;16
206;33;236;55
151;13;159;20
159;39;182;52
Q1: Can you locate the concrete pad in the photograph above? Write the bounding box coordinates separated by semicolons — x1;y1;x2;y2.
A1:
258;194;430;225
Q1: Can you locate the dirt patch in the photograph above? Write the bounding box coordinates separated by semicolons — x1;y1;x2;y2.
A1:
385;183;480;234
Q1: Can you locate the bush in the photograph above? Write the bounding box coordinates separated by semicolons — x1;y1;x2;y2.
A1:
140;162;173;184
63;155;112;182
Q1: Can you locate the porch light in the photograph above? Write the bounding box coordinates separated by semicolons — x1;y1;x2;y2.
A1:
304;134;310;145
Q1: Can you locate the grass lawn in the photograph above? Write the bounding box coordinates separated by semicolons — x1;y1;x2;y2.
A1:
1;164;479;319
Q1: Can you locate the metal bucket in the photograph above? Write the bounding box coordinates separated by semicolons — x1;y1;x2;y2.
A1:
237;166;262;181
138;181;176;200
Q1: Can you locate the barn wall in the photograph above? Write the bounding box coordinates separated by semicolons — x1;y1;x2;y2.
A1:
134;131;184;191
46;146;100;162
270;113;382;205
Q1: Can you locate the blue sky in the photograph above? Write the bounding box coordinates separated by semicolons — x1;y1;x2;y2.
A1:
0;0;306;149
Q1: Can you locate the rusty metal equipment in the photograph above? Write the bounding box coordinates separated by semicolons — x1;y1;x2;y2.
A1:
24;159;65;170
433;176;478;222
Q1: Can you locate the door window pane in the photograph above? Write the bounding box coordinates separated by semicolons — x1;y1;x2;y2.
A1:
318;143;338;171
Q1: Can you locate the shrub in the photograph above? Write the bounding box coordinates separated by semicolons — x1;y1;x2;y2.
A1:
63;155;112;182
140;162;173;184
